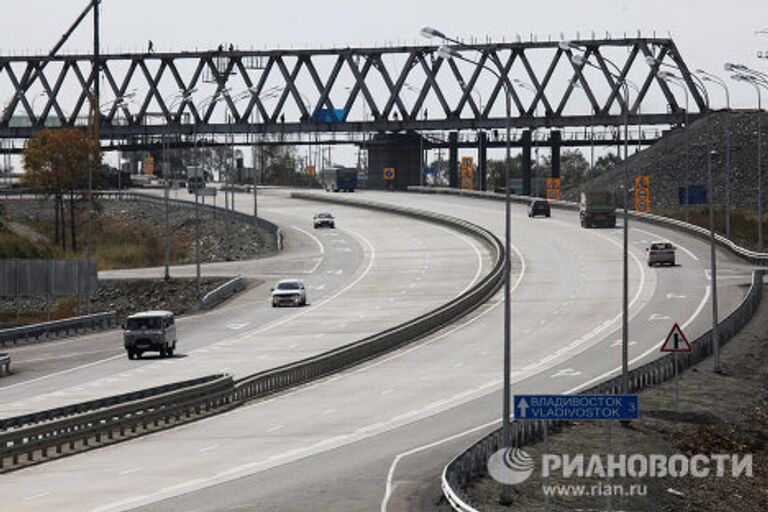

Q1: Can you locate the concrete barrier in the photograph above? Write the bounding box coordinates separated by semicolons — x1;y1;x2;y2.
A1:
430;178;768;510
200;276;247;310
408;186;768;266
0;354;10;377
0;194;505;473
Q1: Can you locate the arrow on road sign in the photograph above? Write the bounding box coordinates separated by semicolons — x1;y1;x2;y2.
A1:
660;323;692;352
518;398;529;418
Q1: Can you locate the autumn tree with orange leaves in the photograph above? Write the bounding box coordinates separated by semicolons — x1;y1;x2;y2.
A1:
22;128;102;252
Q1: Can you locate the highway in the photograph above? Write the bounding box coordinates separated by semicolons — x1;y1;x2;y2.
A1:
0;190;488;418
0;190;757;512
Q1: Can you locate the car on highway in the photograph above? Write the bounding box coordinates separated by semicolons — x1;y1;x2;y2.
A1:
527;199;551;218
271;279;307;307
647;241;676;267
123;311;177;359
313;212;336;229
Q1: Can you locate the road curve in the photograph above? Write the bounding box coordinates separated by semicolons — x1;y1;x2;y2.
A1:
0;191;754;512
0;190;488;419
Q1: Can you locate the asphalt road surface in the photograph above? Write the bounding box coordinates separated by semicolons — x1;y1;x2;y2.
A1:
0;190;757;512
0;190;488;418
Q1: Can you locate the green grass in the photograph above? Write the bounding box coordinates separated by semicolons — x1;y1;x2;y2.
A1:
13;215;191;270
660;206;767;250
0;231;55;259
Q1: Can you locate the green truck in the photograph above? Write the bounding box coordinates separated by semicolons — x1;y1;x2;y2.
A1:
579;187;617;228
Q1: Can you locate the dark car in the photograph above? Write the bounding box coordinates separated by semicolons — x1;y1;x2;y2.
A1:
313;212;335;229
528;199;551;218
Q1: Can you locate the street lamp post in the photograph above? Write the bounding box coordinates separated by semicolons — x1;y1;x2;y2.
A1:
661;70;720;373
698;70;732;240
423;25;514;504
513;79;540;196
729;68;767;252
562;41;631;395
649;58;695;224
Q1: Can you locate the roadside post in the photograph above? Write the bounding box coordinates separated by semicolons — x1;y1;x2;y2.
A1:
660;323;692;410
514;394;639;512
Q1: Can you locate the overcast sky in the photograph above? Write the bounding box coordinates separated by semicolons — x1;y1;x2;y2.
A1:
2;0;765;106
1;0;767;166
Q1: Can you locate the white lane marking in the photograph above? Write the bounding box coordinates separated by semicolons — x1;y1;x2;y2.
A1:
610;339;637;348
0;353;125;392
81;226;508;512
648;313;671;321
15;348;121;364
309;283;326;290
198;445;219;453
290;225;325;255
23;492;51;501
380;388;394;396
382;288;702;512
570;284;711;393
117;467;143;476
667;293;687;299
226;322;250;330
1;227;371;399
552;368;581;378
632;226;699;261
266;424;284;433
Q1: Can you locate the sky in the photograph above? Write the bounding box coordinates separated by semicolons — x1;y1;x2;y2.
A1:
1;0;767;167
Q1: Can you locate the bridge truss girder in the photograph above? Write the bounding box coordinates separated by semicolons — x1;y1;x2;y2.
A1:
0;38;705;145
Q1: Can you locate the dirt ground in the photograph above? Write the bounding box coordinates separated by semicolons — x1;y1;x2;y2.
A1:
2;198;277;267
465;284;768;512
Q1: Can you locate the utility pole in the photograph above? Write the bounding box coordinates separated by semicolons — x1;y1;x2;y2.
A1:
86;0;100;314
163;134;171;280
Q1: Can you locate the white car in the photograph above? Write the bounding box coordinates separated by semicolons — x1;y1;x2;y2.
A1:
647;242;676;267
271;279;307;307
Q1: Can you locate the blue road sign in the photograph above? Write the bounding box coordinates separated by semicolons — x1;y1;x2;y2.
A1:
514;394;639;421
678;184;707;205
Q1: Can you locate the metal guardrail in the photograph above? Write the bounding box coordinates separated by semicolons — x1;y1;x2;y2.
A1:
442;269;765;512
0;374;224;432
0;354;9;377
201;276;246;310
0;374;234;471
0;194;504;473
408;186;768;266
425;181;768;510
233;192;505;404
0;311;117;347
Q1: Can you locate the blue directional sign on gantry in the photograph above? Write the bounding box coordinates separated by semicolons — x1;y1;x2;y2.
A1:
514;394;639;421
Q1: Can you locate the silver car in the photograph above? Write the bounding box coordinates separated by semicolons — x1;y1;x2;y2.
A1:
647;242;676;267
313;212;335;229
271;279;307;307
123;311;177;359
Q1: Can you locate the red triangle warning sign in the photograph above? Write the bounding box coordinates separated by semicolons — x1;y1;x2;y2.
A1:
660;323;692;352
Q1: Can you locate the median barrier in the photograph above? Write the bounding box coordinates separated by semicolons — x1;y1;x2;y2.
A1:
0;193;505;473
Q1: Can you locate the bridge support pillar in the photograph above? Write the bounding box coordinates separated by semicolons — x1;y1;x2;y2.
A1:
521;130;532;196
364;132;425;190
478;131;487;191
448;132;459;189
550;130;562;180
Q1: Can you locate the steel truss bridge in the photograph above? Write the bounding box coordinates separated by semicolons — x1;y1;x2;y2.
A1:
0;38;704;143
0;36;706;191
